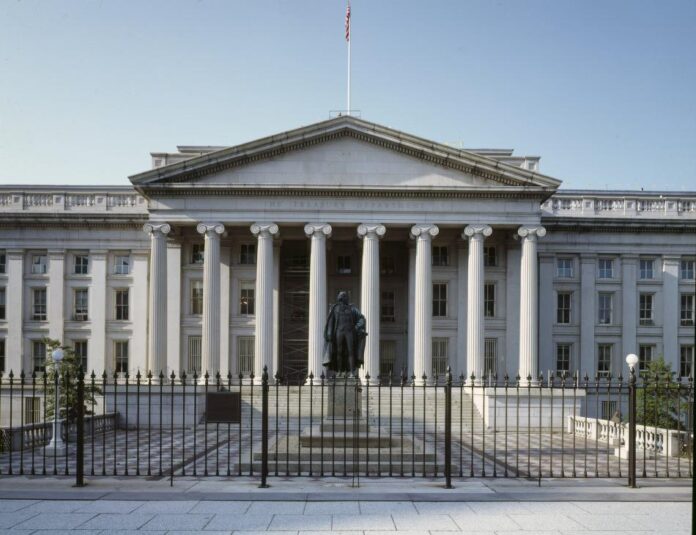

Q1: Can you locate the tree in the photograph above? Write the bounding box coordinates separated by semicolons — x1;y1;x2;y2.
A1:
636;356;690;429
43;338;102;421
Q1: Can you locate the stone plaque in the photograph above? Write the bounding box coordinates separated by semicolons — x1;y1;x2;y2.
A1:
206;392;241;424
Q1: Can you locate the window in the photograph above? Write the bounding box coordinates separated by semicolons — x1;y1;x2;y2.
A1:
432;283;447;317
0;338;5;373
557;292;571;324
483;246;497;267
601;401;618;420
379;340;396;378
32;288;47;321
115;289;129;320
240;281;255;315
556;344;571;376
380;256;395;275
639;258;654;280
73;289;89;321
597;344;612;377
0;287;5;320
240;244;256;265
598;258;614;279
237;336;254;375
187;335;202;374
432;246;449;267
639;293;654;325
484;338;497;377
0;251;5;274
191;244;204;264
380;291;395;322
432;338;448;377
337;255;352;274
190;281;203;315
639;344;654;371
598;293;613;325
24;397;41;424
114;255;130;275
114;341;129;373
680;294;695;326
31;254;47;275
680;345;694;378
557;258;573;278
681;259;695;280
73;340;88;371
32;340;46;372
74;254;89;275
484;283;495;318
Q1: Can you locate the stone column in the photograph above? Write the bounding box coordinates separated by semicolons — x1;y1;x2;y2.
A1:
305;223;332;381
144;223;171;375
6;250;23;372
464;225;492;382
358;224;386;383
621;255;638;358
197;222;225;377
47;249;65;341
538;253;555;374
580;254;596;374
518;225;546;385
251;223;279;382
130;251;150;374
89;250;108;376
411;224;439;384
662;255;680;368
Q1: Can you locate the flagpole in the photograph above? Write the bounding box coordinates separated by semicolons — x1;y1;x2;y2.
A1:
347;33;351;115
346;2;351;115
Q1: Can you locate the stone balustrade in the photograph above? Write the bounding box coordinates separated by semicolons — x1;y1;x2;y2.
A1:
543;193;696;219
0;189;147;214
567;415;691;457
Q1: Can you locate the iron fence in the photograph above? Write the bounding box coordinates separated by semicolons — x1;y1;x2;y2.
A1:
0;367;692;487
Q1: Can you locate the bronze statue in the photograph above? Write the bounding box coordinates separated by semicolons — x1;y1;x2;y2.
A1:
322;291;366;377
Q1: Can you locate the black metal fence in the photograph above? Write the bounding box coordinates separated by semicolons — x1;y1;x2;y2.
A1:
0;368;692;488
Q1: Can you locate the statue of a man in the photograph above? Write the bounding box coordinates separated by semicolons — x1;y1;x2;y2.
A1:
322;291;366;377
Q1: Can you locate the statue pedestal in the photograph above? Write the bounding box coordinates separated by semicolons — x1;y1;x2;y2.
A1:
327;377;362;419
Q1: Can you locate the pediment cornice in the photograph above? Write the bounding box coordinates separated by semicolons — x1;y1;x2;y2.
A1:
130;117;561;192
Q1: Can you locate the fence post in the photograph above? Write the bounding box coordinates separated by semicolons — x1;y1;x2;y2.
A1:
74;367;85;487
628;365;637;488
259;365;270;488
445;366;453;489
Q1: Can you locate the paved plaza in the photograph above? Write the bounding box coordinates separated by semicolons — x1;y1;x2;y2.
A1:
0;477;691;534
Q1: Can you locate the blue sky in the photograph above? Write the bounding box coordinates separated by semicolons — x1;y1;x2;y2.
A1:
1;0;694;190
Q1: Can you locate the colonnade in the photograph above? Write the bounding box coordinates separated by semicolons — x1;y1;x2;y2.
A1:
144;221;545;384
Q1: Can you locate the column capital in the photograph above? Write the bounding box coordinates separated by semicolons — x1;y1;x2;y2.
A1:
250;222;279;238
463;224;492;239
196;222;225;237
143;222;171;236
410;224;439;239
304;223;332;238
357;223;386;239
517;225;546;240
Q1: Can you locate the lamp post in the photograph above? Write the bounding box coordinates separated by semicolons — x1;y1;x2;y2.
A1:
47;348;66;451
626;353;638;488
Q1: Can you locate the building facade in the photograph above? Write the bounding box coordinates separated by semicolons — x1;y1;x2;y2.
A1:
0;117;694;385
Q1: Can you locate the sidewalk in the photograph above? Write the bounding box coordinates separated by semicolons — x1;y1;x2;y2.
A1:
0;478;691;534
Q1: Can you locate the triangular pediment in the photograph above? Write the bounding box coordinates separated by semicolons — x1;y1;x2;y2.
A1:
130;116;561;194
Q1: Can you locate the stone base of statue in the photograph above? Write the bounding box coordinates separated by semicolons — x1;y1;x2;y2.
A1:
252;376;442;475
327;376;362;419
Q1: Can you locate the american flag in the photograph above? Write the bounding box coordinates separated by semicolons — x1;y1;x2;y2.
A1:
345;3;351;42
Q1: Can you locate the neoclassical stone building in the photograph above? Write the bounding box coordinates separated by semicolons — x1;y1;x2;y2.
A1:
0;117;694;388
